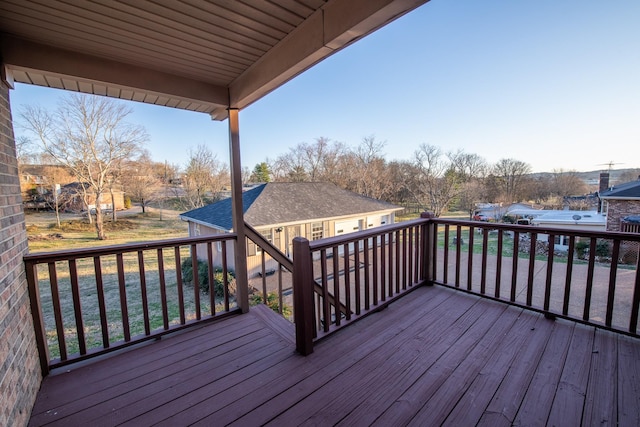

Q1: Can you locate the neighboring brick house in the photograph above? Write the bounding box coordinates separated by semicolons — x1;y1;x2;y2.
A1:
180;182;403;276
599;177;640;232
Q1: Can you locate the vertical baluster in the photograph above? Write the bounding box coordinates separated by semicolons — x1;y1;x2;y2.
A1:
333;246;341;326
495;230;503;298
207;243;215;315
364;238;371;310
222;240;230;312
354;240;361;315
157;248;169;330
431;222;438;283
629;248;640;334
137;251;151;335
405;227;418;289
467;226;474;291
321;249;330;332
527;232;537;306
396;230;403;292
443;224;450;284
93;256;109;347
343;243;351;321
583;238;597;321
605;239;620;327
174;247;185;324
455;226;461;287
388;232;394;297
26;261;49;374
380;234;386;302
48;262;67;361
511;231;520;302
563;236;575;316
68;259;86;354
116;253;131;341
480;228;488;294
544;235;555;312
190;244;201;321
278;264;284;315
261;250;267;303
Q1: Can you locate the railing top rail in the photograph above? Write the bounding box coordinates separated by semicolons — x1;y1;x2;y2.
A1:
23;233;238;264
244;222;293;271
432;218;640;242
309;218;428;251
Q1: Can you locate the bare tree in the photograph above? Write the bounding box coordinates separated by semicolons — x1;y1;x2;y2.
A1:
21;94;147;239
121;153;162;214
181;145;229;209
492;158;532;203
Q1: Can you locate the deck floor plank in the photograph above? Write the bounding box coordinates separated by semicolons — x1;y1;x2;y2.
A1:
267;293;484;427
511;321;574;426
618;334;640;426
582;328;618;426
28;285;640;427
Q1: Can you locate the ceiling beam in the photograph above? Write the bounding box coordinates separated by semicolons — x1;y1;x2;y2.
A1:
229;0;429;110
1;35;229;112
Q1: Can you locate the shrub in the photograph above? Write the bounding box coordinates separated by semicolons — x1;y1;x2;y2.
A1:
124;196;132;209
575;240;589;259
181;257;235;297
595;239;611;258
250;292;292;318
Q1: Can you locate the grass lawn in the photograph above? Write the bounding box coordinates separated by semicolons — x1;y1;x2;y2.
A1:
26;207;238;360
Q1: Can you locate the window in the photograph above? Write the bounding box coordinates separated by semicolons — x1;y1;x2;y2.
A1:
311;222;323;240
256;229;273;254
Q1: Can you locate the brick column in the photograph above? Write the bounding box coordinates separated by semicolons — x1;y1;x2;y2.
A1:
0;83;42;426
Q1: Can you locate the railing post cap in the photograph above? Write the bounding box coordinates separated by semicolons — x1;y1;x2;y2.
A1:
421;212;436;219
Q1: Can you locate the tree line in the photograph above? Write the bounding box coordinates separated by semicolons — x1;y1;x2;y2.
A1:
19;94;636;240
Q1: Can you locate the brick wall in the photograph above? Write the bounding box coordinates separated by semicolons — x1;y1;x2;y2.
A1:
606;200;640;232
0;84;42;426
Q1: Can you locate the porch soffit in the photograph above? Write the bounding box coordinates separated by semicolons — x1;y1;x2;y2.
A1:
0;0;429;121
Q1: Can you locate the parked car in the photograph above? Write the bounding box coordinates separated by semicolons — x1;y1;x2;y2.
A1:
473;214;490;222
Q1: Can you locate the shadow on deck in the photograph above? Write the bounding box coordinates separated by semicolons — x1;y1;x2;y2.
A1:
29;285;640;426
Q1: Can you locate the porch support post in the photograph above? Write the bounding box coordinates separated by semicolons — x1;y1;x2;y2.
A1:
228;108;249;313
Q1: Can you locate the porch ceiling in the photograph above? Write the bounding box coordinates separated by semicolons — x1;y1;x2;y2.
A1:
0;0;428;120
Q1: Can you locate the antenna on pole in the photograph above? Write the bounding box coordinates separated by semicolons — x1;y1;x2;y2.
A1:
596;161;623;173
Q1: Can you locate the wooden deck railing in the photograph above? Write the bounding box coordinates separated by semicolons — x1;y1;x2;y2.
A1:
292;217;432;355
292;215;640;354
24;234;239;374
430;219;640;338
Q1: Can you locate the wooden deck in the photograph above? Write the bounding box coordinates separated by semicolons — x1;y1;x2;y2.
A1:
29;285;640;426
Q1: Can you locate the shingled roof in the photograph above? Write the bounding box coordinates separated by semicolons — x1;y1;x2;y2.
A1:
180;182;403;231
600;178;640;199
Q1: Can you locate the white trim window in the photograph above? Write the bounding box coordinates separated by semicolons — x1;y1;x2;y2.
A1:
311;222;323;240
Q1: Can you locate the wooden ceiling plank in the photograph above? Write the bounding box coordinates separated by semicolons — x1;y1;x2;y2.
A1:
90;0;269;57
0;4;256;72
1;15;243;83
239;0;306;26
150;0;281;46
180;0;288;39
207;0;295;33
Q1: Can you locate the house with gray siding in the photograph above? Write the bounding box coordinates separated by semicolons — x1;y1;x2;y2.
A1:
180;182;403;276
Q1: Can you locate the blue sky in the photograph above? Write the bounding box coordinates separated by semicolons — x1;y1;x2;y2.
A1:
10;0;640;173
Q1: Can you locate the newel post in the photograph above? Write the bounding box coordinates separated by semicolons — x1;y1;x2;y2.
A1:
420;212;436;285
293;237;314;355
